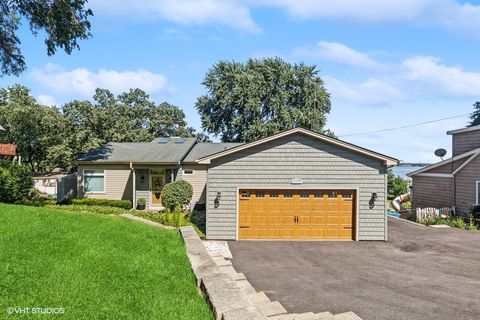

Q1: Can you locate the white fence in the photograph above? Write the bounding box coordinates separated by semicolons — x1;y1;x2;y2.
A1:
415;207;452;222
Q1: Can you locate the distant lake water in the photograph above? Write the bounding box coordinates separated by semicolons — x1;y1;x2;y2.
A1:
391;165;428;178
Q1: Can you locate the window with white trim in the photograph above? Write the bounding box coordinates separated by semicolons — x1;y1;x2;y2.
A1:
84;169;105;193
183;169;193;175
477;181;480;205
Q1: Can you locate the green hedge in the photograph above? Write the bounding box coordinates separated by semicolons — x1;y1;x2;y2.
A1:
161;180;193;211
48;204;129;215
0;161;34;203
67;198;132;209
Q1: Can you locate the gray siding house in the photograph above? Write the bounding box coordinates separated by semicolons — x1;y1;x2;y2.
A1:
408;125;480;215
76;128;398;241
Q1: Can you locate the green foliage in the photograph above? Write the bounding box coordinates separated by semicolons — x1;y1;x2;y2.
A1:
196;57;332;142
161;180;193;211
0;1;93;76
387;170;409;200
0;203;213;319
0;161;34;203
48;204;129;215
137;198;146;206
419;215;479;231
189;210;206;234
68;198;132;209
469;101;480;127
0;85;69;171
135;209;206;239
0;85;206;171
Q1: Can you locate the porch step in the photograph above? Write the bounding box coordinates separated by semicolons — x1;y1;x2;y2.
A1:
255;301;287;317
246;292;270;304
236;279;256;295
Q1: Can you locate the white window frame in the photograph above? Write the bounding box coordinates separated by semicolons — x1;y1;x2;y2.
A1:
183;169;194;175
476;181;480;205
83;169;106;193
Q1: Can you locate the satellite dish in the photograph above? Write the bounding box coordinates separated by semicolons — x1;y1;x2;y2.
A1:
434;148;447;160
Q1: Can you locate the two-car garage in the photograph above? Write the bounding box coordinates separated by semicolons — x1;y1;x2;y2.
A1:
200;128;398;241
238;189;356;240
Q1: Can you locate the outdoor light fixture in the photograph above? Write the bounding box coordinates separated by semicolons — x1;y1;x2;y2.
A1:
214;192;222;208
369;192;378;209
140;176;145;184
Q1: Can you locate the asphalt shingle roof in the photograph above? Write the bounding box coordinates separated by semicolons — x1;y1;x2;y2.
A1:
76;137;197;163
183;142;243;162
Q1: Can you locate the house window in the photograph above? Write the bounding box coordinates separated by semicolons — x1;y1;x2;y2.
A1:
183;169;193;175
84;169;105;193
477;181;480;204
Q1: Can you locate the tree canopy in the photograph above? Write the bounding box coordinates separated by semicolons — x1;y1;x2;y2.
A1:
0;0;93;76
468;101;480;127
0;85;205;172
196;57;332;142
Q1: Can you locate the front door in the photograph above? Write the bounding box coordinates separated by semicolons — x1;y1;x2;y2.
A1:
150;175;165;207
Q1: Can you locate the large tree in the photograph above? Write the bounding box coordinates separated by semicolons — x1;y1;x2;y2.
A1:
468;101;480;127
0;85;67;171
62;88;204;163
196;57;332;142
0;0;92;76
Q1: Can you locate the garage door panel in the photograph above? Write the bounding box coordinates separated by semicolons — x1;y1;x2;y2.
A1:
238;189;355;240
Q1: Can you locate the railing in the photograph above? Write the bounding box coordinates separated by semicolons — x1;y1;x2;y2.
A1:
415;207;452;221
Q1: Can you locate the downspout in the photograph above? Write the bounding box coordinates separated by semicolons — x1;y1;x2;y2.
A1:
130;162;136;210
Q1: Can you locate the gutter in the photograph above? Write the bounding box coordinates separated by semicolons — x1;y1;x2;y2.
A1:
130;162;136;210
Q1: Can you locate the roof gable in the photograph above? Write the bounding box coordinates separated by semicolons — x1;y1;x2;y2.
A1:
407;148;480;177
196;127;398;166
447;125;480;135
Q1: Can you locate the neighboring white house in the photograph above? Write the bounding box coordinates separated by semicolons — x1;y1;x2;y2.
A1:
32;170;77;201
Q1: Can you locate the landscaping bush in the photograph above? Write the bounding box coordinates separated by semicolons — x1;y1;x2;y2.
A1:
0;161;34;203
161;180;193;211
48;204;129;215
68;198;132;209
387;169;409;200
189;210;206;234
135;208;205;238
419;215;479;231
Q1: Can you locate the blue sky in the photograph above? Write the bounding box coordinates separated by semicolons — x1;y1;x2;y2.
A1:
2;0;480;163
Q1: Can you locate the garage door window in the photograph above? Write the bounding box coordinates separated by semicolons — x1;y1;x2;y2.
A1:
314;191;323;198
300;191;309;198
342;191;353;198
270;191;279;198
328;191;338;198
284;191;292;198
256;191;264;197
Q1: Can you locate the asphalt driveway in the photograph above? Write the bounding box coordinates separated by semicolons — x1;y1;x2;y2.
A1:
228;218;480;320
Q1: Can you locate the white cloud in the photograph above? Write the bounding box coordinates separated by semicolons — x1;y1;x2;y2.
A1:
259;0;434;22
90;0;259;33
324;76;404;105
37;95;57;106
30;63;168;97
402;56;480;97
292;41;383;69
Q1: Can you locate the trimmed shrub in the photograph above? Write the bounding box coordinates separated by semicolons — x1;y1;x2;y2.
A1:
48;204;129;215
161;180;193;211
0;161;34;203
68;198;132;209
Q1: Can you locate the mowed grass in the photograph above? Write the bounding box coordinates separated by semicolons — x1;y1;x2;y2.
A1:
0;204;212;320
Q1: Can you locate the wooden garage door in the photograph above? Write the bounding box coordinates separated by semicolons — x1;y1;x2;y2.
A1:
238;189;355;240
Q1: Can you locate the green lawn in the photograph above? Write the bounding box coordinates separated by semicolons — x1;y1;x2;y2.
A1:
0;204;212;320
